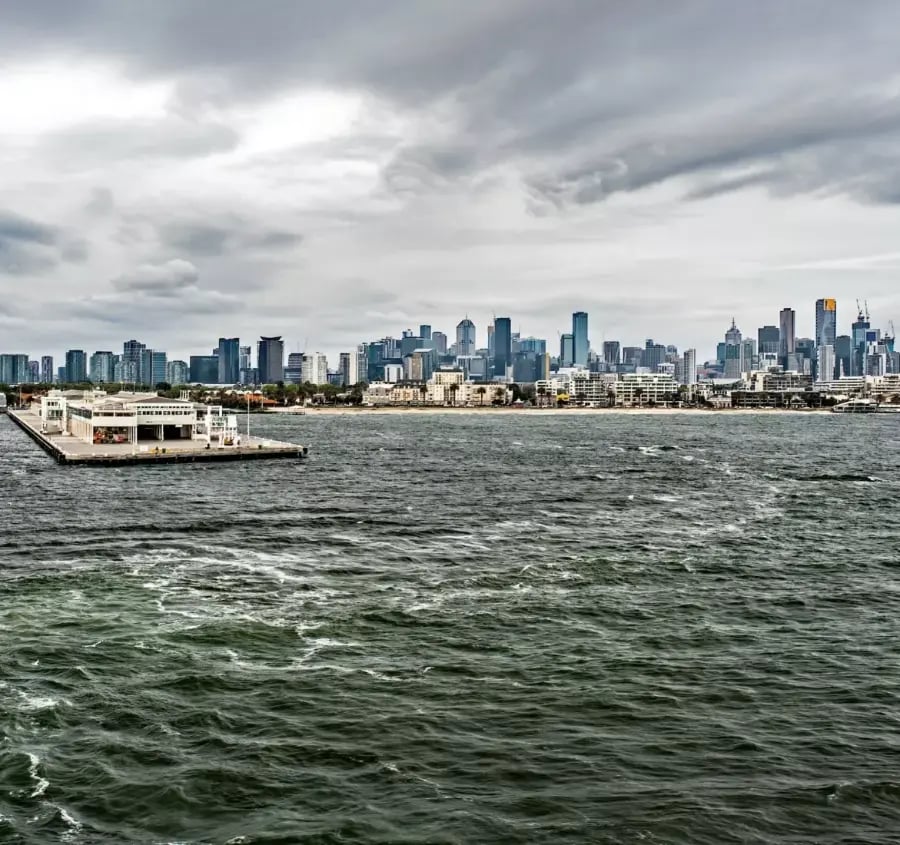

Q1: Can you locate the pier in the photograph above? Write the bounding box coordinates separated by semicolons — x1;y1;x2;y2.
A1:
7;407;308;466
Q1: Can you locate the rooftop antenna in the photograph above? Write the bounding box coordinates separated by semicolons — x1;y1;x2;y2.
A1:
864;300;870;321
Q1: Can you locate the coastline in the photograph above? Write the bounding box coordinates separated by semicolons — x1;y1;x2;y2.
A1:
268;406;831;417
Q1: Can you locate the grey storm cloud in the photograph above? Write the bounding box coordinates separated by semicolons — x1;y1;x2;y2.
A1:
5;1;900;360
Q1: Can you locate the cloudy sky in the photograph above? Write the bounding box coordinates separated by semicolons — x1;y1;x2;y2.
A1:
3;1;900;364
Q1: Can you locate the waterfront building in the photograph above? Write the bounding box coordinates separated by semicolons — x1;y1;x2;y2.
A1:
815;298;837;350
189;355;219;384
572;311;589;367
166;360;189;385
560;333;574;367
257;336;284;384
682;349;697;385
568;371;618;405
89;351;115;384
758;325;780;356
65;350;87;383
615;373;679;406
217;337;240;385
779;308;796;364
493;317;512;378
40;356;54;384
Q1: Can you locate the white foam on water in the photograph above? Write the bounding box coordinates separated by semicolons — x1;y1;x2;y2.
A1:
27;753;49;798
17;693;59;712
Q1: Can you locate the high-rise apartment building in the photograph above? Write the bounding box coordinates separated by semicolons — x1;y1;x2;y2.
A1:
493;317;512;377
572;311;589;367
122;339;146;384
779;308;796;363
602;341;620;366
27;360;40;383
40;356;54;384
643;339;666;372
834;335;853;378
302;353;328;385
815;298;837;350
89;351;115;384
65;349;87;383
217;337;240;385
0;354;28;384
816;345;835;383
851;307;870;376
141;350;167;386
166;360;189;385
285;352;303;384
681;349;697;385
257;336;284;384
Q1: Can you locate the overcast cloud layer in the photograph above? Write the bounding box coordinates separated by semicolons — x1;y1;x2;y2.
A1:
3;0;900;363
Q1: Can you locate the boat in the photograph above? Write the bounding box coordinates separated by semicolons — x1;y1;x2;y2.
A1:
832;398;879;414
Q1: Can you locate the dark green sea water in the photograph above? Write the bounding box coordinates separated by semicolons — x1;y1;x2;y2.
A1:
2;411;900;844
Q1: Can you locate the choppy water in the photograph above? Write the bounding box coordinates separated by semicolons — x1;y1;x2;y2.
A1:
2;411;900;844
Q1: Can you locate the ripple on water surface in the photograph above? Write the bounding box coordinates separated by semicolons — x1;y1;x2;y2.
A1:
2;412;900;843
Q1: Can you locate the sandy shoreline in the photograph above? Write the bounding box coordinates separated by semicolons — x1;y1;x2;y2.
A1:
268;406;829;417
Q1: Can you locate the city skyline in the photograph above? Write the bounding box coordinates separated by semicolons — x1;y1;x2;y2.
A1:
4;5;900;361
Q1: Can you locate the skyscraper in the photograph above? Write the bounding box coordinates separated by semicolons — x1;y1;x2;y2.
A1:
189;356;219;384
602;341;620;366
572;311;589;367
65;349;87;383
682;349;697;385
757;325;780;356
122;339;146;384
40;355;54;384
834;335;853;378
851;306;870;376
493;317;512;378
257;336;285;384
142;350;167;386
723;320;743;379
166;360;189;385
816;345;835;383
27;360;39;383
779;308;796;363
89;351;115;384
432;331;448;355
560;333;574;367
217;337;240;385
419;325;432;341
815;298;837;349
0;354;29;384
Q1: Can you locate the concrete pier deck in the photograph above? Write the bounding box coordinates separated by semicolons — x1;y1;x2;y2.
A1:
7;408;308;466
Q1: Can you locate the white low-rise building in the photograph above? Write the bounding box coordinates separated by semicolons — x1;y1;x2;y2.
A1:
615;373;679;406
36;390;239;446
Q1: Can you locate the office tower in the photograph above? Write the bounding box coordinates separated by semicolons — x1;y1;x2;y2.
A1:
622;347;643;367
834;335;853;378
741;338;757;373
189;355;219;383
122;339;146;384
572;311;589;367
513;352;539;383
602;341;620;366
816;345;835;383
65;349;87;383
339;352;351;386
493;317;512;377
757;325;780;356
57;366;67;383
166;360;189;385
560;333;574;367
643;339;666;372
487;325;495;359
419;325;432;341
257;336;284;384
779;308;796;363
723;319;743;379
89;351;115;384
815;298;837;349
851;306;870;376
27;360;39;382
285;352;303;384
432;331;448;355
519;337;547;356
716;342;727;366
217;337;240;385
141;350;167;385
40;356;53;384
682;349;697;385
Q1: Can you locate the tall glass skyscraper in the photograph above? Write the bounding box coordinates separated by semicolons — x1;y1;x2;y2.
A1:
779;308;796;362
493;317;512;377
217;337;240;384
572;311;589;367
815;299;837;350
65;349;87;383
257;336;285;384
40;356;54;384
